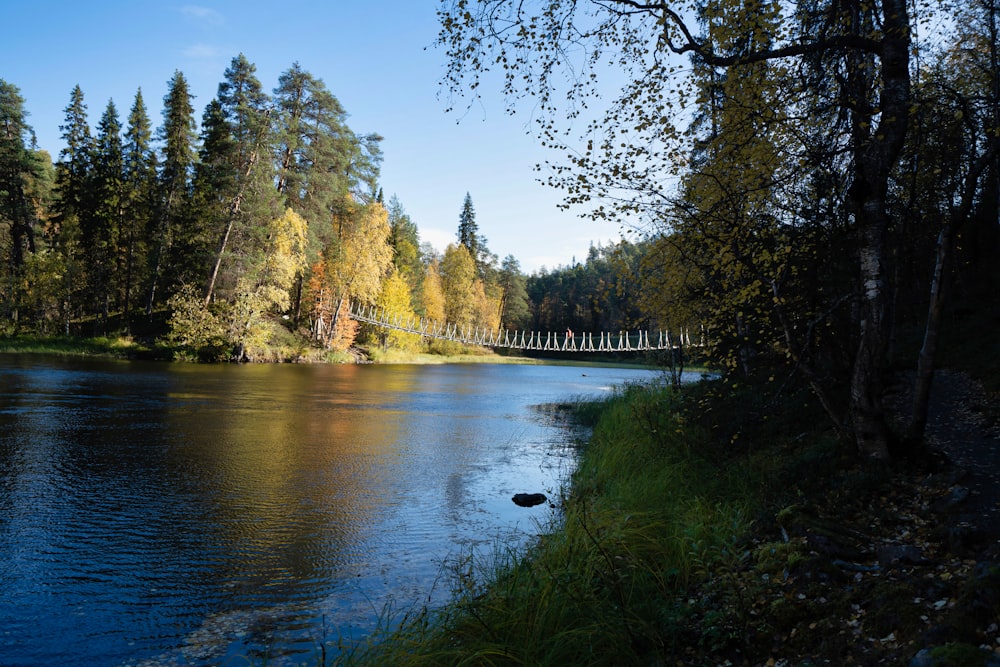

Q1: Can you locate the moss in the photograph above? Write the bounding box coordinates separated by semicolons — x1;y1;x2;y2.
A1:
753;539;807;577
928;642;997;666
866;580;929;637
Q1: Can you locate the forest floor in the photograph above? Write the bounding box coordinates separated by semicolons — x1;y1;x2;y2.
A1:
706;368;1000;666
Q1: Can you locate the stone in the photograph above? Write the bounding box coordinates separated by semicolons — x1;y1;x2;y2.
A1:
512;493;547;507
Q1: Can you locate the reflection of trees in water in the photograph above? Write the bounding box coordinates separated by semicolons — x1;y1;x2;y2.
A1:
168;368;408;600
1;360;636;665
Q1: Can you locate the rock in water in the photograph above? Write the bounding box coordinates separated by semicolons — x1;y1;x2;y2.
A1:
512;493;547;507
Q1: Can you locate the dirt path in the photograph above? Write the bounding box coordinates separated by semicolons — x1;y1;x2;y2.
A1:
895;369;1000;534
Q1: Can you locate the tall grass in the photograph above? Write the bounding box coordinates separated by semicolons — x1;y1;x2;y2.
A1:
346;381;764;665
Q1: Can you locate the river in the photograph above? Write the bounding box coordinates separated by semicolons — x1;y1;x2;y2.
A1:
0;355;668;666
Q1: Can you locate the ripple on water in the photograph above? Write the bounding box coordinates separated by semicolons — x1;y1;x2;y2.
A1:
0;360;663;666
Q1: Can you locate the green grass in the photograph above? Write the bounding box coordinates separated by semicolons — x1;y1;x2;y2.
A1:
0;334;162;358
341;380;778;666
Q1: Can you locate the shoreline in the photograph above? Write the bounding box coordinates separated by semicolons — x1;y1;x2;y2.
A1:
0;334;674;371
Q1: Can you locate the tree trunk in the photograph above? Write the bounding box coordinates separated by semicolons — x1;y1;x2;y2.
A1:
291;272;304;327
322;295;348;350
910;141;998;439
849;207;891;459
204;216;235;307
910;227;950;440
846;0;911;460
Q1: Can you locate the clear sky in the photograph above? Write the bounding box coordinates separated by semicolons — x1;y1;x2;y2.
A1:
4;1;623;273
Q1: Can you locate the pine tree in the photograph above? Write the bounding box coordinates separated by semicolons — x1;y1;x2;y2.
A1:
349;132;383;203
274;62;351;219
199;53;282;307
273;63;354;322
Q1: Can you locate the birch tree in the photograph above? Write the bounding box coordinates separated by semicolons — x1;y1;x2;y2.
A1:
309;199;393;349
437;0;915;459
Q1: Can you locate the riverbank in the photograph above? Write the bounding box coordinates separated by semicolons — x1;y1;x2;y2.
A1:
342;369;1000;665
0;334;162;359
0;334;515;364
0;334;669;370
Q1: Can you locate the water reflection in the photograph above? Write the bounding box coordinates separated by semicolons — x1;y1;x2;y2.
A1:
0;356;665;665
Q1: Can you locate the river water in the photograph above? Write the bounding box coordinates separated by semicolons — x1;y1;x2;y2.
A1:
0;355;664;666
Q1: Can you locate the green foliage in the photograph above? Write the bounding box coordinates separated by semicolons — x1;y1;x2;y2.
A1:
1;60;393;355
497;254;531;330
165;284;228;360
18;249;66;333
273;62;354;263
87;98;124;329
0;333;154;357
120;89;156;330
527;241;650;334
386;195;422;287
154;70;199;305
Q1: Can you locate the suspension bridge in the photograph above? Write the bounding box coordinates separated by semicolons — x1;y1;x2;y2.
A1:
348;301;697;353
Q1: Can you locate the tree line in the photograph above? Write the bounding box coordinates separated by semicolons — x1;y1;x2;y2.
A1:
436;0;1000;457
0;57;648;360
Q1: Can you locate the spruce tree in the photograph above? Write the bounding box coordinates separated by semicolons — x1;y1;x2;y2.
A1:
456;192;496;280
53;85;93;332
273;63;354;321
90;99;124;329
191;99;237;303
387;195;421;285
149;70;197;313
457;192;478;259
122;89;156;330
0;79;41;320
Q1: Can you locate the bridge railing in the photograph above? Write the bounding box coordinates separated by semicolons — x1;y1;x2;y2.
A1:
348;301;700;353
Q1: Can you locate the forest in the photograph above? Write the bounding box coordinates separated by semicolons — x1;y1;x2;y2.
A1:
2;0;1000;461
434;0;1000;461
0;55;650;364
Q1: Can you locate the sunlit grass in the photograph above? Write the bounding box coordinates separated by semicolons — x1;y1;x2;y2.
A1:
0;334;152;357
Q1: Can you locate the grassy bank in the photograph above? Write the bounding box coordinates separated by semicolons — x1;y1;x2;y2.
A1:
342;379;805;665
0;333;672;369
340;365;1000;665
0;334;165;358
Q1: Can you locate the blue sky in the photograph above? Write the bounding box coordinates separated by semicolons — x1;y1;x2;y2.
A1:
4;1;623;273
